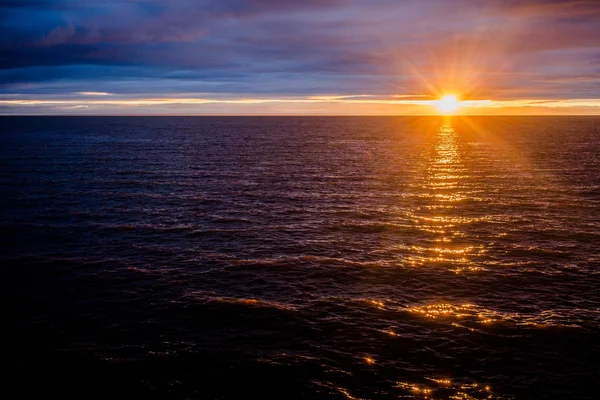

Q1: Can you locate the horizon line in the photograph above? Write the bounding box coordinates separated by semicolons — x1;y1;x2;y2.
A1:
2;114;600;117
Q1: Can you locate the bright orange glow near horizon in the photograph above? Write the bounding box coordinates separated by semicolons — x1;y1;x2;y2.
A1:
2;93;600;115
437;95;460;114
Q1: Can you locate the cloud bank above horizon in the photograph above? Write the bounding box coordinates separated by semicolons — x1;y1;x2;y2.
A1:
2;0;600;114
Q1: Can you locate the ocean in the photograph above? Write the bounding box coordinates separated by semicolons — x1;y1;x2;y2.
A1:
1;116;599;399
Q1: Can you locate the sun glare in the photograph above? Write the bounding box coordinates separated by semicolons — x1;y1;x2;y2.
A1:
438;94;460;114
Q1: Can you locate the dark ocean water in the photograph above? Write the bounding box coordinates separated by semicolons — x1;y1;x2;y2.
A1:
1;116;599;399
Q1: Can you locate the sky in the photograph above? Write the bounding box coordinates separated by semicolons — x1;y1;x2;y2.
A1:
1;0;600;115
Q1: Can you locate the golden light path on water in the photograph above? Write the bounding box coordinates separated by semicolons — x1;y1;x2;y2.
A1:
407;118;486;273
324;118;518;399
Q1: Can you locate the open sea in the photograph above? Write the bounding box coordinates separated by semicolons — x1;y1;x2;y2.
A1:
1;116;599;399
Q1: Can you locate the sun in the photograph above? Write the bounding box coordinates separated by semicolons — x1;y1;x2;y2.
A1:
437;94;460;114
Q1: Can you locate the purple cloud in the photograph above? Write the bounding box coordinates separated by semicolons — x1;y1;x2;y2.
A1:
1;0;599;102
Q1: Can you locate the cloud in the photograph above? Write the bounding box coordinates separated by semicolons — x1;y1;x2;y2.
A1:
1;0;599;108
78;91;111;95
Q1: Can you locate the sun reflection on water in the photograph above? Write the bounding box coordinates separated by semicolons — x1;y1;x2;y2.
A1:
362;297;576;329
396;378;499;399
407;118;486;272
